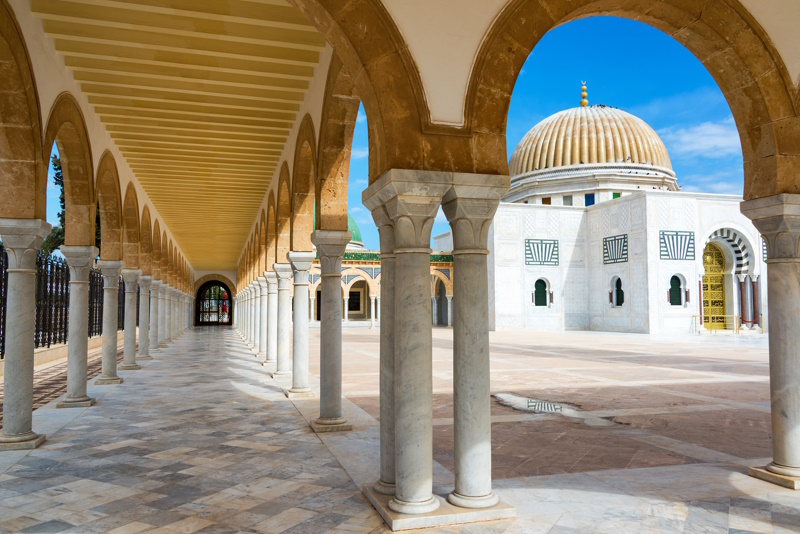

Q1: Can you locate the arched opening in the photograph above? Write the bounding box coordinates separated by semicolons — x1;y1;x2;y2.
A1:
534;279;549;307
436;280;448;326
702;242;727;329
610;276;624;307
346;279;371;321
669;275;684;307
195;281;232;326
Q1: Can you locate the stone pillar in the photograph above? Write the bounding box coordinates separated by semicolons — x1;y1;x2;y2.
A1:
363;170;450;514
249;285;256;347
158;284;167;347
311;231;352;432
745;275;755;329
431;296;438;326
253;282;262;354
287;251;316;397
119;269;142;370
149;280;161;353
446;295;453;327
138;276;152;360
376;297;381;324
370;295;376;328
441;174;507;509
743;194;800;483
0;219;50;449
343;297;349;323
96;260;124;385
309;296;316;321
265;272;278;365
57;245;98;409
258;275;268;359
273;264;293;376
165;286;173;342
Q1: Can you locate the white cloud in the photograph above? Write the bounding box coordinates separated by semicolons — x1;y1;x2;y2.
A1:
658;117;740;160
679;168;744;195
351;147;369;160
356;111;367;124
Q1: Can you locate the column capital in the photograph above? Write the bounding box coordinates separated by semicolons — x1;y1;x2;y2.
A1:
441;173;507;253
121;269;141;288
97;260;124;286
265;271;278;292
159;284;168;296
0;218;51;270
151;279;162;289
287;250;316;276
257;275;268;292
742;193;800;261
312;230;350;275
273;263;293;279
60;245;99;282
139;275;153;289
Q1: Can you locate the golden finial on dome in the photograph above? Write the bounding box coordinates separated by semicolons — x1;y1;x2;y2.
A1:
580;82;588;107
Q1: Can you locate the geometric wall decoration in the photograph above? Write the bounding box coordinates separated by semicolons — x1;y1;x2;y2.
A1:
660;230;696;260
525;239;559;266
437;268;451;280
603;234;628;264
763;237;768;261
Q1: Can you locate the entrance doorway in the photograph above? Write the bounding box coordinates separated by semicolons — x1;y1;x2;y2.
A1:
196;281;232;326
702;243;726;329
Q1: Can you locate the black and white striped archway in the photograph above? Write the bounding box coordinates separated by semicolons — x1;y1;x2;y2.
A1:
704;228;751;275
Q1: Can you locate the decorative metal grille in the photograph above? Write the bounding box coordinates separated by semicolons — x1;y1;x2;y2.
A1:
659;231;695;260
117;278;124;331
34;253;70;349
88;269;103;338
603;234;628;264
0;245;7;358
524;239;559;266
197;282;231;325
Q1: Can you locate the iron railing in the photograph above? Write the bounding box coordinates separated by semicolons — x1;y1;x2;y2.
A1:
0;245;7;358
117;280;124;331
88;269;103;338
34;253;69;349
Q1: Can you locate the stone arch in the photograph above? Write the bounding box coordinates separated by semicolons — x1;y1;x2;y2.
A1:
43;92;95;246
342;267;378;294
267;192;277;270
430;269;453;296
139;205;152;276
276;163;292;263
194;274;237;297
465;0;800;199
0;0;45;220
316;54;359;232
122;182;140;269
292;114;316;252
95;151;123;261
151;219;161;280
704;226;756;276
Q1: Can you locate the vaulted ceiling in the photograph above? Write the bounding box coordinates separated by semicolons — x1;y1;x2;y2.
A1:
32;0;325;271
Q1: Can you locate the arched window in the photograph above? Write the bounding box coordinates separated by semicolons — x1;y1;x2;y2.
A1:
534;279;548;307
669;275;683;306
610;277;624;307
195;281;232;325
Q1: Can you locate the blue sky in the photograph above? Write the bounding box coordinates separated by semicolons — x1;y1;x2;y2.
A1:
346;16;743;250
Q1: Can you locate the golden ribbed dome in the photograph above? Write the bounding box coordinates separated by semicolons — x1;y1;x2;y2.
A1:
509;105;672;176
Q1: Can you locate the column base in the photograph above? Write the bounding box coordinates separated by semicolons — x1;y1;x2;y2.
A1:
388;495;440;515
447;491;500;509
286;388;315;399
373;480;396;495
118;363;141;371
138;355;153;360
158;343;167;348
94;376;124;385
311;417;352;433
0;432;46;451
363;484;515;531
750;465;800;490
272;370;291;377
57;396;96;408
256;352;266;359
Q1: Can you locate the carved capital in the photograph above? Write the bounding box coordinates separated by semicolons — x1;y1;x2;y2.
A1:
312;230;350;275
265;271;278;292
368;205;396;257
121;269;142;292
97;260;124;287
139;275;153;290
273;263;293;290
257;276;268;291
742;194;800;261
0;218;51;271
159;284;168;297
442;173;507;253
61;245;99;282
287;251;316;281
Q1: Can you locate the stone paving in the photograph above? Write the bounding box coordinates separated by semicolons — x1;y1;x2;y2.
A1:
0;327;798;533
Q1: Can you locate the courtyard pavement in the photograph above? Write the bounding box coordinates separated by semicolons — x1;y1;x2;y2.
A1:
0;326;798;533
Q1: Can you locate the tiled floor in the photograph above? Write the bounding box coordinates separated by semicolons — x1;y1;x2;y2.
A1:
0;326;798;533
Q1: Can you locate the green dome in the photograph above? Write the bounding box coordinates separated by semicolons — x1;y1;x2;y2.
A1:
348;214;362;245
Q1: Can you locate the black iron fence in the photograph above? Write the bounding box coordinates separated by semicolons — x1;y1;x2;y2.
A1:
0;243;127;359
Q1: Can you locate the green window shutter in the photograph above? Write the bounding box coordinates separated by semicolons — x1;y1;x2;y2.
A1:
534;279;547;306
669;276;682;306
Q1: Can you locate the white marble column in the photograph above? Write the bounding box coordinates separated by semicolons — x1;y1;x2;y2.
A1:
370;295;376;328
57;245;98;409
446;295;453;327
273;264;293;376
164;286;173;343
287;251;316;397
376;297;381;324
311;231;352;432
138;276;152;360
249;285;256;347
743;194;800;482
253;281;262;354
96;260;124;385
442;177;506;509
342;297;349;323
150;280;161;353
0;219;51;449
309;296;316;321
158;284;167;347
258;275;268;359
265;272;278;365
363;170;450;514
431;296;438;326
119;269;141;371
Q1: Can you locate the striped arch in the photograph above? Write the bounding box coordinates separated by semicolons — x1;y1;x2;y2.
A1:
704;228;751;275
430;268;453;296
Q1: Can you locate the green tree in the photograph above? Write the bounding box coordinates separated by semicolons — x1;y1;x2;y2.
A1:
40;155;65;256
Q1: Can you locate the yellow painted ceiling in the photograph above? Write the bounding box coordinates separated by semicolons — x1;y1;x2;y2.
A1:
32;0;325;271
